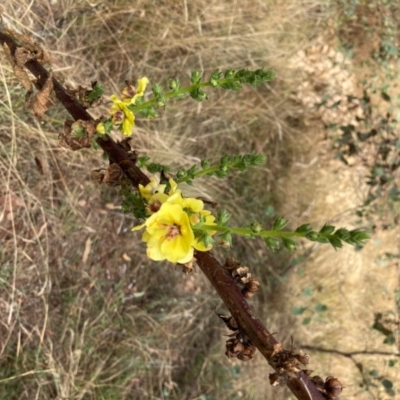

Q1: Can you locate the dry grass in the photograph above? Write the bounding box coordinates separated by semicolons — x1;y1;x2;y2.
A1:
0;0;399;399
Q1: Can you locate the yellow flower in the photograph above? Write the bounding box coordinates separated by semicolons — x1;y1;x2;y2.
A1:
108;77;149;136
139;177;167;201
121;77;149;105
96;122;105;135
109;95;135;136
133;203;195;263
164;192;217;251
133;178;217;262
131;77;149;104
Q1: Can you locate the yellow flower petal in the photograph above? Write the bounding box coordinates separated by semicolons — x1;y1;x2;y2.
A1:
131;221;146;231
139;178;167;201
131;77;149;104
193;239;212;252
122;110;135;136
96;122;105;135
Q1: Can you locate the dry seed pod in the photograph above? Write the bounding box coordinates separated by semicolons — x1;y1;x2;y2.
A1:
242;278;260;298
324;376;343;398
311;375;325;391
216;313;239;331
295;350;310;365
225;338;244;358
224;257;241;271
269;372;288;387
237;342;256;361
303;369;314;376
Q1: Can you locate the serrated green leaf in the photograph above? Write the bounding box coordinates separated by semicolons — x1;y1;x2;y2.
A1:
264;237;280;252
319;224;335;235
200;159;210;169
272;216;288;231
329;236;343;249
282;237;297;252
295;224;313;234
191;70;202;84
217;209;231;226
306;232;319;241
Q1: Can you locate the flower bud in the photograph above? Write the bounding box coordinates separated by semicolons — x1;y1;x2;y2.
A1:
250;222;262;233
168;79;178;90
324;376;343;398
210;78;218;87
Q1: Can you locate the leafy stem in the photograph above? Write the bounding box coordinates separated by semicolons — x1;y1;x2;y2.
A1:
176;154;266;184
131;68;275;113
201;221;370;252
130;81;210;112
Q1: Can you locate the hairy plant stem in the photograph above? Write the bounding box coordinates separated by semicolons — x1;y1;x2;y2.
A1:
0;30;328;400
131;79;232;113
203;224;305;238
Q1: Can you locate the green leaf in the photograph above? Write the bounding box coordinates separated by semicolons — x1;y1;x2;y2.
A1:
264;205;275;218
272;216;288;231
329;236;343;249
191;70;202;84
302;287;313;297
190;88;208;102
137;155;150;168
315;303;328;312
168;78;180;91
86;82;104;102
382;379;393;390
302;317;312;325
291;306;307;315
306;232;319;241
384;334;396;345
369;369;379;377
146;162;171;174
217;209;231;226
220;81;242;91
335;228;350;241
388;359;398;367
381;91;391;102
295;224;313;234
152;83;163;95
282;237;297;252
264;237;280;252
224;69;235;79
210;69;223;81
200;159;210;169
319;224;335;235
218;230;232;248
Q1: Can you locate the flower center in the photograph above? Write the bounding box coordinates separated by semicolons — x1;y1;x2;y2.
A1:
166;224;181;239
112;111;124;123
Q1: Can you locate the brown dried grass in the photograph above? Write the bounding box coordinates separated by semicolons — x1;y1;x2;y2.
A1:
0;0;399;399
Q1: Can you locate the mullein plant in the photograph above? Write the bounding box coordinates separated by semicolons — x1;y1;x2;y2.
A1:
0;26;369;400
92;73;368;267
